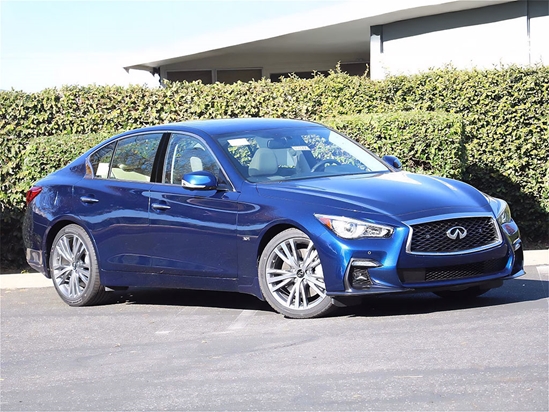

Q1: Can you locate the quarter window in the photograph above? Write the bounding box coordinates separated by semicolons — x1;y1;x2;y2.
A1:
89;143;115;178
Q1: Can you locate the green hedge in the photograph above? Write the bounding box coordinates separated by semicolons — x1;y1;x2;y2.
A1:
1;65;548;269
325;112;465;179
1;133;111;266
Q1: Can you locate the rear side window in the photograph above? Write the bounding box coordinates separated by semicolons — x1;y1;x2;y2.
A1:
89;143;115;178
89;133;163;182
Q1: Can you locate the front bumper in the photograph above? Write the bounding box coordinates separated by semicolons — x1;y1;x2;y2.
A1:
324;219;524;298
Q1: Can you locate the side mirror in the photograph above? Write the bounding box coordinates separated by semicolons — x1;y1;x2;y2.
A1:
181;171;218;190
382;155;402;172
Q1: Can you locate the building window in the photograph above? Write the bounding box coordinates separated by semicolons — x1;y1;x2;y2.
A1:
269;71;330;82
166;68;262;84
166;70;213;84
217;69;262;84
340;62;369;76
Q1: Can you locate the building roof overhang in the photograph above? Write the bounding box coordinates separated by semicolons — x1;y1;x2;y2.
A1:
124;0;517;73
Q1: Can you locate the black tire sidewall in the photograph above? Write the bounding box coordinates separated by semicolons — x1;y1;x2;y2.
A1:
50;224;103;306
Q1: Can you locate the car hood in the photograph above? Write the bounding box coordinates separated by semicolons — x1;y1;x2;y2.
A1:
256;172;493;221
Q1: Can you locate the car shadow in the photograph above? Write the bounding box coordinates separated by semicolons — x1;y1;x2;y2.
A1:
335;277;548;318
101;277;548;318
104;287;273;312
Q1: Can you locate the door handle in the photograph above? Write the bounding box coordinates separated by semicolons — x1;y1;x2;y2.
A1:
151;202;171;211
80;196;99;204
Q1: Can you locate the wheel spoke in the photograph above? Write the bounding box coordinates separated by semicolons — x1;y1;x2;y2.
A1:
307;276;326;289
266;268;293;277
54;265;71;284
267;272;295;283
306;278;326;297
274;247;293;268
288;239;299;266
276;241;299;269
299;281;308;309
270;277;294;292
294;279;301;309
77;268;90;285
302;242;315;268
73;237;85;262
306;257;321;271
56;236;73;263
69;271;79;297
286;282;297;307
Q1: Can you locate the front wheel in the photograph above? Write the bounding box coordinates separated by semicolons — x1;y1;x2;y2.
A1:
49;224;106;306
258;229;334;319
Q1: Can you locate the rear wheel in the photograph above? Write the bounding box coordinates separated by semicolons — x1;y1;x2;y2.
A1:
258;229;334;319
433;286;491;299
49;224;106;306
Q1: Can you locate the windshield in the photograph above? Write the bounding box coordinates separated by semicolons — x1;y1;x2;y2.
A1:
215;126;390;183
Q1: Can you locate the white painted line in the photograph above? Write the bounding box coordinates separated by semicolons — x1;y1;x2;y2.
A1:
153;306;197;335
536;265;549;278
226;310;256;331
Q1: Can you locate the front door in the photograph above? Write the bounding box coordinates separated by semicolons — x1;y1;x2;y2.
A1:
147;133;239;278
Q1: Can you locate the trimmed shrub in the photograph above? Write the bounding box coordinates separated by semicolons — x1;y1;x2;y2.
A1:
1;133;110;267
325;111;465;179
1;65;547;269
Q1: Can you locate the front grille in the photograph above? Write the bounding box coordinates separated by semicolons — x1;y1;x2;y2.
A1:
410;217;500;254
399;256;508;283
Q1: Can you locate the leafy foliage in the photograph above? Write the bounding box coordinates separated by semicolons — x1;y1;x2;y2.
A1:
1;65;547;269
325;112;465;179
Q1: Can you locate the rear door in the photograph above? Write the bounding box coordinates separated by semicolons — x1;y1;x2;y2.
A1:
74;132;163;273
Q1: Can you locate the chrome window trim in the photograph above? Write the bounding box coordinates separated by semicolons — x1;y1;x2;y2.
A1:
163;131;235;192
404;212;503;256
86;131;165;181
86;130;236;191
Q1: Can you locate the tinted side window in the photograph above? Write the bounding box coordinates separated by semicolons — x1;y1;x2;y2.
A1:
89;142;116;178
163;134;220;185
109;134;163;182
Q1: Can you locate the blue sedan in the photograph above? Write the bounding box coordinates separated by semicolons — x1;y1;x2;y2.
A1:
23;118;524;318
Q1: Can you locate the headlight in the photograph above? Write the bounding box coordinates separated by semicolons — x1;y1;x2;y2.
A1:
497;202;512;225
483;193;513;225
315;214;393;239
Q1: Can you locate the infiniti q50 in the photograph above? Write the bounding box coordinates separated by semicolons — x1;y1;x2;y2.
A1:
23;118;524;318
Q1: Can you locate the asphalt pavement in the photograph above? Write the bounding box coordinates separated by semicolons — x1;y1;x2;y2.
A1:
0;250;547;411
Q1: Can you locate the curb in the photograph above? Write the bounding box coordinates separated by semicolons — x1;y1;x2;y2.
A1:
1;250;547;290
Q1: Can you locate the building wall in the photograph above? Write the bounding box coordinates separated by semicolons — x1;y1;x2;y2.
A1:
529;0;549;64
370;0;547;80
160;51;369;84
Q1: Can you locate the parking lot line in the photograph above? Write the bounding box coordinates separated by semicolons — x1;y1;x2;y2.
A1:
225;310;257;332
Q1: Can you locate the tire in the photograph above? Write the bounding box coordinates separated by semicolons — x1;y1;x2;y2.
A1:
49;224;106;306
433;286;491;300
258;228;334;319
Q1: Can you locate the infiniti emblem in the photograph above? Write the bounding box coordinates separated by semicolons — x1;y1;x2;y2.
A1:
446;226;467;240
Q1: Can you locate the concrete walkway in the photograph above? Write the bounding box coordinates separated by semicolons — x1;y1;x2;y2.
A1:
1;250;547;290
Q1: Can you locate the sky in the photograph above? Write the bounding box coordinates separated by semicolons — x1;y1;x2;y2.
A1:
0;0;340;92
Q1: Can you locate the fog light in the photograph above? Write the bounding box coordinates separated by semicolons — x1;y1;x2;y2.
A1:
351;267;373;289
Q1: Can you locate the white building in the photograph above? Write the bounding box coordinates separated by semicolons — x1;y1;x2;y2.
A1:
124;0;548;83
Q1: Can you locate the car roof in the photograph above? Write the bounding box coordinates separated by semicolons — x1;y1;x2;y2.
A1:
123;118;322;137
